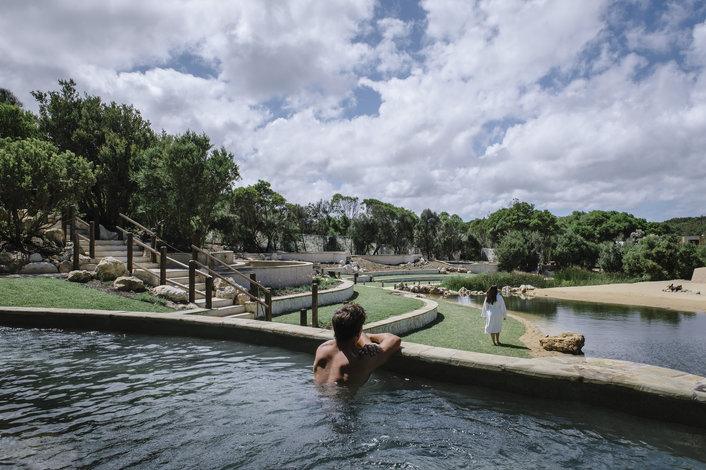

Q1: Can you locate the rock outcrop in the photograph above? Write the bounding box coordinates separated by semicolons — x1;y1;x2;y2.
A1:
152;285;188;303
95;257;128;281
540;332;585;355
67;270;94;283
113;276;145;292
19;262;58;274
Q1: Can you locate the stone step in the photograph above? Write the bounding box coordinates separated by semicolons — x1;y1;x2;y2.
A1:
204;304;247;317
227;311;256;319
94;240;128;246
194;297;233;309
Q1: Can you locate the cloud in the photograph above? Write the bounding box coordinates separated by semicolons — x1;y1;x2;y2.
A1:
2;0;705;222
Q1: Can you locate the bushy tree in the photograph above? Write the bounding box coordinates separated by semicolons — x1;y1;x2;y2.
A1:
553;229;599;269
0;102;39;140
495;230;540;272
621;235;695;280
0;138;94;243
33;79;156;227
597;241;624;273
459;228;482;260
0;88;23;107
132;131;239;249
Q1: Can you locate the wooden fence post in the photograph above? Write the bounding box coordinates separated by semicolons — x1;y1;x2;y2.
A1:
312;281;319;328
249;273;258;298
160;246;167;286
70;206;79;270
353;273;358;284
300;308;307;326
127;233;133;274
205;276;213;309
151;234;157;263
188;260;196;304
265;291;272;321
89;221;95;259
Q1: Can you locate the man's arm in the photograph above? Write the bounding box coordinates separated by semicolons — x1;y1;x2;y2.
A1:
360;332;401;368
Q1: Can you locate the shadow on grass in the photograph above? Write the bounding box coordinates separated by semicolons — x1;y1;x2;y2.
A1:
399;312;447;336
497;342;529;351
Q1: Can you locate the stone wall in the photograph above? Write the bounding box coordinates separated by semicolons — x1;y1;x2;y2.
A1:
360;254;422;265
270;280;355;316
693;267;706;283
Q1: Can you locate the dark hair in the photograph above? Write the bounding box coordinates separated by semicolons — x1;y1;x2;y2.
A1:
486;285;498;305
332;303;366;343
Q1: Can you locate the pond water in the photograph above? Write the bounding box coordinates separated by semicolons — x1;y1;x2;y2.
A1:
2;327;705;469
456;295;706;377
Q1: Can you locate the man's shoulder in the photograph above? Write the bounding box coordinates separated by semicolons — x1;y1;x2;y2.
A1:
315;340;338;356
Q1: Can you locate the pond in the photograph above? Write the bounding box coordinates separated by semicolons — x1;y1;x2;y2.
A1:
456;295;706;377
2;327;705;469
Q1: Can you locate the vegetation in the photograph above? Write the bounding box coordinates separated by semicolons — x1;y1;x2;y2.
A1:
664;216;706;236
443;272;554;291
0;277;174;312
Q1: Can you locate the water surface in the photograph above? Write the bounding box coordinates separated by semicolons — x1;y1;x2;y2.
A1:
456;295;706;376
1;327;705;469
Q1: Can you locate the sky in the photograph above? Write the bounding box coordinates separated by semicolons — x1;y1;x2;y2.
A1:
2;0;705;222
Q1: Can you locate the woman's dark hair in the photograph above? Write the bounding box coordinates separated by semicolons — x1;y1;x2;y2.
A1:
332;303;366;343
486;285;498;305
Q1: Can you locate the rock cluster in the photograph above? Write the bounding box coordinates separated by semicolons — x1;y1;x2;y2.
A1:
393;283;457;297
440;265;468;274
539;332;585;355
0;235;74;274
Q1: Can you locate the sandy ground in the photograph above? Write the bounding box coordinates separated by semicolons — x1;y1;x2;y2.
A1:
534;280;706;313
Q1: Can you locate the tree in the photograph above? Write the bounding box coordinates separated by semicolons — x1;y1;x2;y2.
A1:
553;229;598;269
32;79;156;227
0;88;23;107
597;242;624;273
414;209;441;259
460;227;482;260
621;235;689;280
495;230;540;272
438;212;463;260
0;138;94;244
349;214;377;255
0;102;39;140
132;131;240;249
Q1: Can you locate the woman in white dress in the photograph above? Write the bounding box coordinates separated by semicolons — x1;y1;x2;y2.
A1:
481;285;506;346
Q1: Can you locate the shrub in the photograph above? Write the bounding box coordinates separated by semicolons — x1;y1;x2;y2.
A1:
442;272;553;291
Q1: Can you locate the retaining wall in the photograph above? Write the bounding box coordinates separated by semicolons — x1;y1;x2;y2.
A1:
277;252;348;264
1;307;704;428
360;254;422;265
271;280;355;316
693;267;706;283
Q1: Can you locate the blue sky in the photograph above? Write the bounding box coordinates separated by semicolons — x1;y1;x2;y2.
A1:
2;0;705;222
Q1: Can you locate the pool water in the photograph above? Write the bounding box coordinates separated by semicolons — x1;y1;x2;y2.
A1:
456;295;706;377
1;327;705;469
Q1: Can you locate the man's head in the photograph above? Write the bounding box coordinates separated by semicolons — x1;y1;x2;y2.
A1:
332;303;366;343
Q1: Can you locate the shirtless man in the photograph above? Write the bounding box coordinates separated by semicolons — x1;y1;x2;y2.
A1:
313;303;402;386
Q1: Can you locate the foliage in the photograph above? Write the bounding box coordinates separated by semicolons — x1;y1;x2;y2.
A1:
32;79;156;227
621;234;698;280
552;229;599;269
597;241;624;273
0;88;23;107
664;216;706;237
414;208;441;259
495;230;540;272
459;226;482;260
560;210;649;243
442;272;554;291
0;102;39;140
132;131;240;250
551;267;635;286
0;137;94;243
484;199;558;244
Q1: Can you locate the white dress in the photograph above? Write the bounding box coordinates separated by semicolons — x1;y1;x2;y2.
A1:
481;295;507;334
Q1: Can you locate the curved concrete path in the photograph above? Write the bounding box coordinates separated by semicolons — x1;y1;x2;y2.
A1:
1;306;704;428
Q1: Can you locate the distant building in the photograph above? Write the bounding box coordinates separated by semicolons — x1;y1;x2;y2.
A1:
680;235;705;246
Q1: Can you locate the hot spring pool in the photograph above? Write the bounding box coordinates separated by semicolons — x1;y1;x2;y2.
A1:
2;327;705;469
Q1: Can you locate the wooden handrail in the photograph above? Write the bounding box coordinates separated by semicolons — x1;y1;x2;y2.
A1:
193;259;267;307
118;213;157;238
75;216;90;228
191;245;269;292
133;261;209;299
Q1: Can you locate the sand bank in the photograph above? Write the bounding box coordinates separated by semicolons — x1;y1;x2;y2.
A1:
535;280;706;313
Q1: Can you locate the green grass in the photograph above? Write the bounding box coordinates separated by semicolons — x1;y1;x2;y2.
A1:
0;277;175;313
551;267;637;287
401;299;530;358
274;285;425;327
443;268;639;291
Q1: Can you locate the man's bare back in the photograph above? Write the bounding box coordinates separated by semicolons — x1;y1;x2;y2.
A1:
313;332;401;386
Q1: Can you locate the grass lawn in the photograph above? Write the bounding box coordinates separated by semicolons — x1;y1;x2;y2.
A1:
273;285;425;327
0;277;175;313
402;298;530;358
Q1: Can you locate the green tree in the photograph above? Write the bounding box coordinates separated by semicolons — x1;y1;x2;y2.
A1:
553;229;598;269
0;102;39;140
414;209;441;259
132;131;240;249
349;213;377;255
621;235;689;280
495;230;540;272
0;88;23;107
0;138;94;243
460;227;482;260
438;212;463;260
597;242;624;273
32;79;156;227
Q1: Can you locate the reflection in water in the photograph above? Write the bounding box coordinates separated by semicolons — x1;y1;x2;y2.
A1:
455;295;706;376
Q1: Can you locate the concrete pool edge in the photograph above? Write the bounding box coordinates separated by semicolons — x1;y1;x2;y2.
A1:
1;306;705;428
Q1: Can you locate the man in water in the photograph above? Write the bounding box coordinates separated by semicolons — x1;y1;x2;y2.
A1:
313;303;402;386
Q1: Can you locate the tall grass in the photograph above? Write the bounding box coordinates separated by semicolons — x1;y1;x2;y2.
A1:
442;268;639;291
550;267;637;287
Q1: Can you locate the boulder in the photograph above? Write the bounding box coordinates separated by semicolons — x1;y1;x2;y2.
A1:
132;268;158;287
29;253;43;263
44;228;65;244
30;236;44;247
67;270;93;283
19;262;58;274
539;332;585;355
114;276;145;292
0;251;25;273
152;285;188;303
58;260;73;273
216;285;238;300
95;256;128;281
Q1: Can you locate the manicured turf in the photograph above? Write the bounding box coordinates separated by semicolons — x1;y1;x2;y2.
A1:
0;277;174;313
273;285;425;327
401;298;530;358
